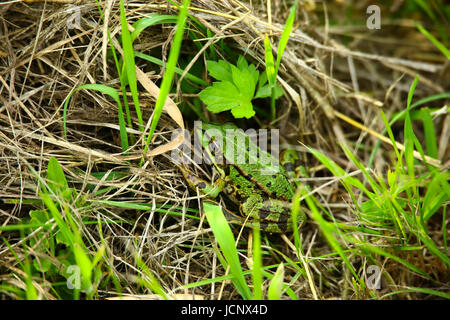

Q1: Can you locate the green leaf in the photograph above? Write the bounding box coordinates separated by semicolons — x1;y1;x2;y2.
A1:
247;63;260;87
268;263;284;300
206;60;233;82
47;157;68;195
255;84;272;99
251;227;263;300
258;71;268;88
29;210;49;225
198;81;240;112
200;56;265;119
33;257;52;273
231;65;256;99
255;83;284;99
199;77;256;119
237;55;248;70
231;100;255;118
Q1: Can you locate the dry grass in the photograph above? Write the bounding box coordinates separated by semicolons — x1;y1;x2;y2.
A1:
0;0;448;300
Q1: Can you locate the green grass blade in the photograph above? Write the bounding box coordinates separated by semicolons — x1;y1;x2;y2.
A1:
358;243;430;279
4;236;38;299
73;241;93;294
120;0;143;128
443;205;448;259
415;212;450;266
23;245;38;299
384;286;450;299
404;76;419;182
415;22;450;59
340;143;382;197
143;0;191;160
63;84;129;151
267;263;284;300
368;92;450;169
135;255;169;300
379;109;403;165
40;193;74;248
422;172;449;220
264;35;276;87
275;0;297;75
251;227;263;300
301;186;361;285
131;15;178;42
308;147;378;207
206;28;218;60
419;108;439;159
134;51;207;86
203;202;252;300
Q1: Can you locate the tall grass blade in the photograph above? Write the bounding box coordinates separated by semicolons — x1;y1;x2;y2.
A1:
143;0;191;159
264;35;276;87
120;0;143;128
415;23;450;59
275;0;297;75
368;92;450;169
252;227;263;300
404;76;419;181
420;108;438;159
267;263;284;300
135;255;169;300
203;202;252;300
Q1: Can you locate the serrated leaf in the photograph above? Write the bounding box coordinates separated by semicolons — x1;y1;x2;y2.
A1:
199;64;257;119
33;257;52;273
255;84;271;99
273;84;284;99
231;101;255;118
29;210;50;224
206;60;233;82
231;65;256;100
56;230;72;246
255;83;284;99
201;56;264;119
237;55;248;70
198;81;240;113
